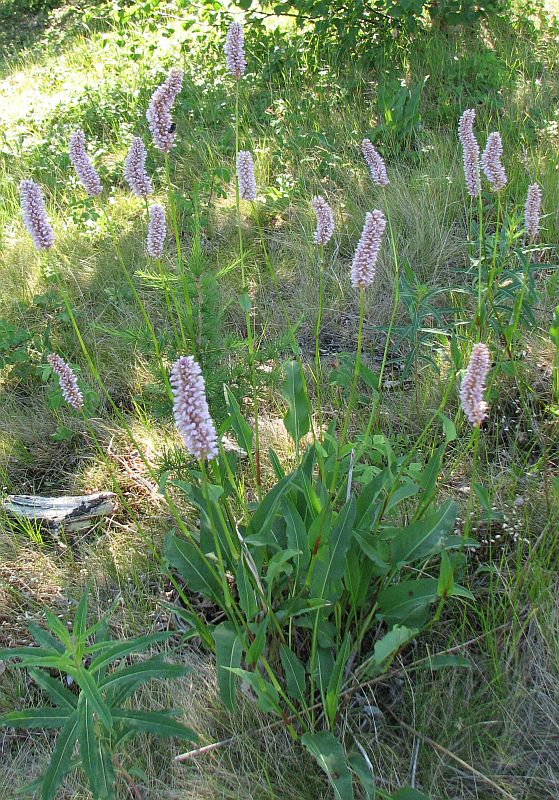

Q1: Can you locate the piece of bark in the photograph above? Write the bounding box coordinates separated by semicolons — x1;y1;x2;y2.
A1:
2;492;116;532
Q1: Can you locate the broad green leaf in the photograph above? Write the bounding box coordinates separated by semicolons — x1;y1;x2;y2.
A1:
89;632;174;674
226;668;281;714
265;548;301;588
314;647;334;702
373;625;417;671
213;622;243;711
416;444;446;514
40;713;79;800
235;560;259;620
326;633;351;728
76;667;112;730
245;471;297;544
112;709;197;740
281;498;310;579
353;530;390;573
246;617;268;667
224;385;253;455
0;646;65;664
472;481;491;510
391;789;431;799
385;482;420;512
28;669;77;710
437;550;454;598
355;468;390;528
348;752;375;799
164;531;223;602
279;645;306;703
385;500;458;566
282;360;311;447
0;708;69;729
377;579;439;627
311;498;356;599
268;447;285;479
301;731;354;800
439;414;457;443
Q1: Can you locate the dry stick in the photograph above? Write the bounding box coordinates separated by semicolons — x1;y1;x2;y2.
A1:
383;708;516;800
174;624;507;762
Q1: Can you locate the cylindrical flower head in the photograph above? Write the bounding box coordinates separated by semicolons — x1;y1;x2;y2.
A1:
481;132;507;191
351;210;386;290
69;129;102;197
524;183;542;241
361;139;389;186
170;356;218;461
312;195;334;245
237;150;256;201
20;179;54;251
146;68;183;153
458;109;480;198
124;137;153;197
47;353;84;411
147;204;166;258
224;21;246;79
460;342;490;427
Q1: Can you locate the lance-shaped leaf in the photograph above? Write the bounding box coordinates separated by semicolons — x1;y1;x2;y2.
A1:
0;708;70;729
213;622;243;711
279;644;306;704
40;713;80;800
112;709;197;740
164;531;223;602
77;695;115;800
301;731;354;800
384;500;458;566
282;360;311;448
311;498;356;599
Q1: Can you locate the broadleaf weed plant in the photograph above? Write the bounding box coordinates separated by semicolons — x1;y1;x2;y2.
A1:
3;13;556;800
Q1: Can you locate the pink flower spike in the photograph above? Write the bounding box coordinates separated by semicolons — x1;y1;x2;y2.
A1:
146;68;183;153
47;354;84;411
124;137;153;197
224;21;246;79
524;183;542;241
237;150;256;201
481;132;507;191
147;204;166;258
351;210;386;290
20;179;54;251
460;343;490;427
458;109;480;198
69;129;102;197
170;356;218;461
361;139;389;187
312;195;334;245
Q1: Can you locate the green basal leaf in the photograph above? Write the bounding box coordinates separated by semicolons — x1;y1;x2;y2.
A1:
226;668;281;714
422;654;471;670
164;531;223;603
77;695;115;800
279;644;307;704
385;499;458;566
282;360;311;448
373;625;418;672
311;498;356;600
325;633;351;728
213;622;243;712
377;578;439;627
302;731;354;800
246;617;269;667
224;385;253;456
99;657;189;692
76;667;112;731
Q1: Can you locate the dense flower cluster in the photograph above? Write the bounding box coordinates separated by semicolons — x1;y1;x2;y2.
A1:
146;68;183;153
170;356;218;460
351;210;386;290
147;204;166;257
481;132;507;191
524;183;542;241
237;150;257;200
224;21;246;79
69;129;102;197
20;179;54;250
311;195;334;245
361;139;389;186
124;137;153;197
458;109;480;198
47;354;84;411
460;343;490;427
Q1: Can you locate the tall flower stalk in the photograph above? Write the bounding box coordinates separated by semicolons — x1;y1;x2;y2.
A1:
228;20;262;497
311;195;334;439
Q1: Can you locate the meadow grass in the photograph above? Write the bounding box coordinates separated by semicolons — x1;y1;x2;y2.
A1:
1;0;559;798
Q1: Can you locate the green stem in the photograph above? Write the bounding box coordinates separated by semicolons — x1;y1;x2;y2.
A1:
315;245;326;440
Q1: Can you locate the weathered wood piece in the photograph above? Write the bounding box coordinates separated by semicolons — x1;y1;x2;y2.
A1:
2;492;116;532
